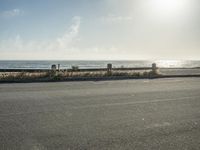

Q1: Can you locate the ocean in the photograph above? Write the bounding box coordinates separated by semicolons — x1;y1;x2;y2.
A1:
0;60;200;69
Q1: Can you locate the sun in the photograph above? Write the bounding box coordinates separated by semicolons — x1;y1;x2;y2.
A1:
149;0;189;17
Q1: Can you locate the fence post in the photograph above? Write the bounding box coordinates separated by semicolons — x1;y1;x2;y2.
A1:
107;63;112;75
152;63;158;75
51;64;57;71
51;64;57;76
58;64;60;71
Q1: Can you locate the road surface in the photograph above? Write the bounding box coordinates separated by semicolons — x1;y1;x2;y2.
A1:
0;78;200;150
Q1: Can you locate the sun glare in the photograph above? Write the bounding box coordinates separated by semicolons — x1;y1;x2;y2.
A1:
149;0;189;18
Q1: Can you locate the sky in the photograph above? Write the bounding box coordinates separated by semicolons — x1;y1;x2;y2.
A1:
0;0;200;60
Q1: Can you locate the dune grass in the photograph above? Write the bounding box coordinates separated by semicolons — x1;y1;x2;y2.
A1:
0;69;159;82
0;72;49;81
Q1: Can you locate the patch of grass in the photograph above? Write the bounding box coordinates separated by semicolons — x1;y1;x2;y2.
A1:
0;70;161;82
0;72;49;81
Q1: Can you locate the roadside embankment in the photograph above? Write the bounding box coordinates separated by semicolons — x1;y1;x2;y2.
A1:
0;63;200;83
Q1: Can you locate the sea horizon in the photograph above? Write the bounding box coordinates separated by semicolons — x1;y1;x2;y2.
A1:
0;60;200;69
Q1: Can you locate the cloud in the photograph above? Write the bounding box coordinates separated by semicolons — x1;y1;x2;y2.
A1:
57;16;81;49
0;16;83;59
0;9;24;18
0;15;127;60
101;14;133;23
0;15;121;60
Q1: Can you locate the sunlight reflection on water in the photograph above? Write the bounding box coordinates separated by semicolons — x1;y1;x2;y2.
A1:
155;60;185;68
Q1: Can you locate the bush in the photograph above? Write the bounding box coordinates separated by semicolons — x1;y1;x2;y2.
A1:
71;66;79;71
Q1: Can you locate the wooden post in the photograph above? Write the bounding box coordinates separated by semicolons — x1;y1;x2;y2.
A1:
58;64;60;71
51;64;57;71
51;64;57;76
152;63;158;75
107;63;112;75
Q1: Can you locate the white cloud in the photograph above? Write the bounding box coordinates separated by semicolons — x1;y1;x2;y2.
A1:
0;16;81;50
0;15;126;60
0;15;122;60
0;16;81;59
101;14;133;23
0;9;24;18
57;16;81;49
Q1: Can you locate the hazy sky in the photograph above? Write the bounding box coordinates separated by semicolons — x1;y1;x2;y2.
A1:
0;0;200;60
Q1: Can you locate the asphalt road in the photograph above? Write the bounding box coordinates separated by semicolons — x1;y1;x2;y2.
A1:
0;78;200;150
